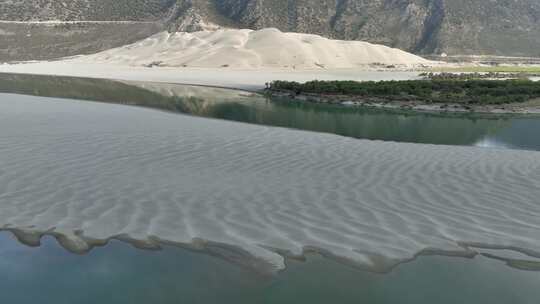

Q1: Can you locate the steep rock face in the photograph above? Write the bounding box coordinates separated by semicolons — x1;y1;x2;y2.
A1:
210;0;540;56
2;0;540;57
212;0;437;52
437;0;540;56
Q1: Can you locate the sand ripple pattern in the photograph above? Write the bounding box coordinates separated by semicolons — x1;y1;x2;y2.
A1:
1;94;540;271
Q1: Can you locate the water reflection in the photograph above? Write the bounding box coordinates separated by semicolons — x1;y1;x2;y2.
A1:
1;74;540;303
1;72;539;150
0;233;539;304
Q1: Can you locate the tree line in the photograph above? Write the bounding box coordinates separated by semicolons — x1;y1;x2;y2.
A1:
268;79;540;104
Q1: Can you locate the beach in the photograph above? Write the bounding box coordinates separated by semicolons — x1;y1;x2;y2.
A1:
0;62;421;91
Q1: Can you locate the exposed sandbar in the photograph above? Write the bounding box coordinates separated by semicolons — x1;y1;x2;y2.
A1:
1;93;539;272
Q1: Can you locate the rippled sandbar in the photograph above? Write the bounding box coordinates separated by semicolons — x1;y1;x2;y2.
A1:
1;93;539;272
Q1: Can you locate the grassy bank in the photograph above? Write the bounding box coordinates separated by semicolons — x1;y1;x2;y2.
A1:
268;79;540;105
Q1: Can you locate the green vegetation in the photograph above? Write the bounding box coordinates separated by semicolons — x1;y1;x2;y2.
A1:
431;66;540;73
419;72;538;81
268;79;540;105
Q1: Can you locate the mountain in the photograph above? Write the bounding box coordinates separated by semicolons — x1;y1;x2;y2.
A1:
1;0;540;62
0;0;176;21
205;0;540;57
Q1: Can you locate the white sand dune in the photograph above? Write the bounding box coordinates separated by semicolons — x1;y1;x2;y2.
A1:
72;28;433;69
1;94;540;273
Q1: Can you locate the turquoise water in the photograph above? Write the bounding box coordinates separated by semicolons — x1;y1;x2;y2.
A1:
1;233;539;304
1;73;540;303
1;73;540;150
203;98;540;150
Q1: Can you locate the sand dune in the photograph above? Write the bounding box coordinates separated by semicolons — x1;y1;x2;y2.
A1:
1;94;539;273
72;28;433;69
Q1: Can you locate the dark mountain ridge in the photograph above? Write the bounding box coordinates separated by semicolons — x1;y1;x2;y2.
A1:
1;0;540;61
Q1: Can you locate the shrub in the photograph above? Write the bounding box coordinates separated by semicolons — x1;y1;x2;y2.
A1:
268;79;540;105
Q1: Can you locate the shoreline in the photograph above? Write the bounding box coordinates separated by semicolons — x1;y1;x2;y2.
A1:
267;90;540;115
2;94;540;275
0;227;475;275
0;62;421;91
2;61;540;115
6;226;538;275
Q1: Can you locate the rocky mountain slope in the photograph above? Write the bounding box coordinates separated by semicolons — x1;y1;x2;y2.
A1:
1;0;540;61
208;0;540;57
0;0;176;21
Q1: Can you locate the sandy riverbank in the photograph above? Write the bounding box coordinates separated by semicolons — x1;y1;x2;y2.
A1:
0;62;421;91
0;27;441;90
1;93;540;274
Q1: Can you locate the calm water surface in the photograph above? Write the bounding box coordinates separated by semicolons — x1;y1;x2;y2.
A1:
1;73;540;150
1;233;539;304
1;73;540;303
